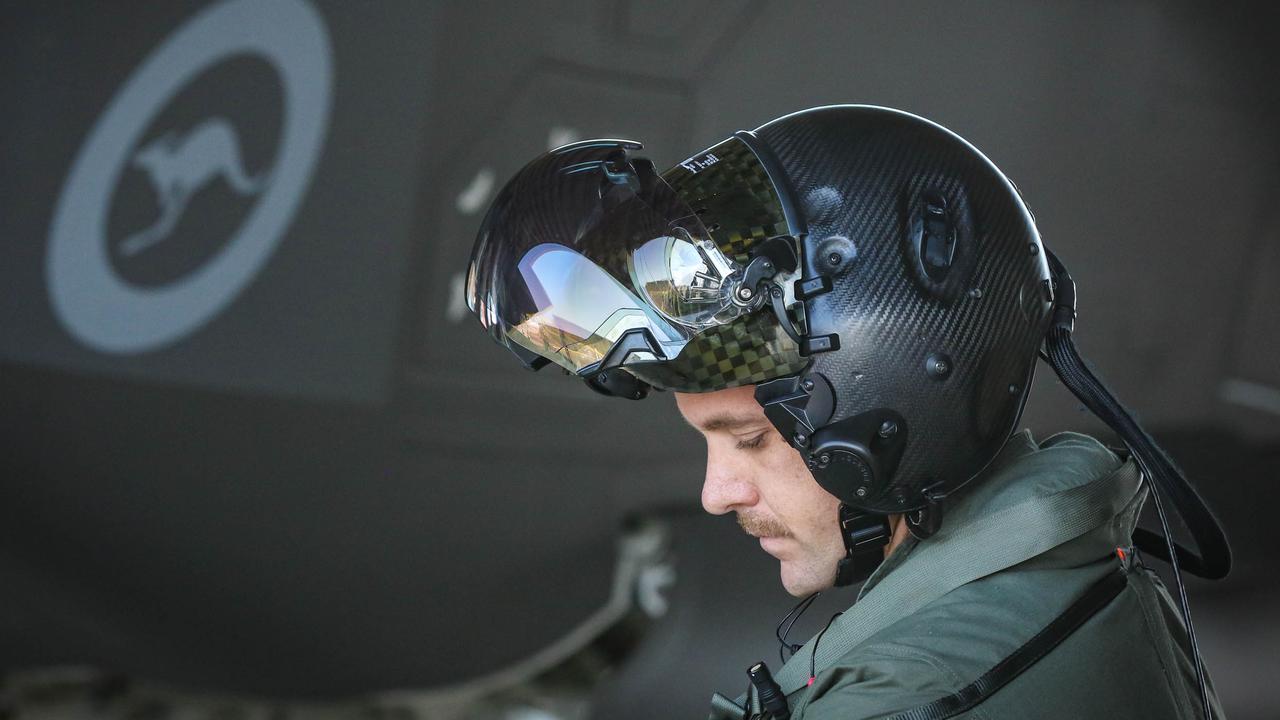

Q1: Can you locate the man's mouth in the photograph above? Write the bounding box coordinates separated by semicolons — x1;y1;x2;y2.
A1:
737;512;790;540
757;535;791;559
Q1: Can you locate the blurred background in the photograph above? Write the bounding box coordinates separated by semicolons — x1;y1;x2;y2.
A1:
2;1;1278;718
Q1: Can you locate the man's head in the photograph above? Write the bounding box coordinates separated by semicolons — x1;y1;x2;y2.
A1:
675;385;844;596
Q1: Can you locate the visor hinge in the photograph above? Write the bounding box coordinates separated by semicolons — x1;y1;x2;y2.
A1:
767;284;804;345
736;235;801;301
736;254;779;305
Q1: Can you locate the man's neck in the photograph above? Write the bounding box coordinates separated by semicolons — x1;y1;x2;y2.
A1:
883;513;912;558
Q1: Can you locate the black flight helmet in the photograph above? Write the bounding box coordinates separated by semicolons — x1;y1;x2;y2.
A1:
465;105;1227;587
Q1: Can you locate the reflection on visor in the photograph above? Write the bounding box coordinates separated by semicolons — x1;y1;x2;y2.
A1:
629;226;750;330
467;136;798;386
506;244;686;373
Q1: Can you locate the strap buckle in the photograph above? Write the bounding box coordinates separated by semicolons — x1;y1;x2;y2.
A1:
834;504;891;586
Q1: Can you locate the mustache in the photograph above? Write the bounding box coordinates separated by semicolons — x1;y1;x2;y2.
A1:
737;513;792;539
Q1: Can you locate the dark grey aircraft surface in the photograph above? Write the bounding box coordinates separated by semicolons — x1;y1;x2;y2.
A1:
2;2;1277;718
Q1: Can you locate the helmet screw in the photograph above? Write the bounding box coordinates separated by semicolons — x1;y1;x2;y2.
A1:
738;286;754;300
818;453;831;466
855;487;868;498
925;353;952;379
1008;384;1020;394
770;286;782;298
1028;243;1039;255
801;378;815;392
878;420;898;438
828;252;842;265
793;432;809;447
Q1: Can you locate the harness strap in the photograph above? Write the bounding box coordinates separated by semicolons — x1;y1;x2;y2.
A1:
887;565;1129;720
709;452;1141;720
713;564;1132;720
777;460;1140;700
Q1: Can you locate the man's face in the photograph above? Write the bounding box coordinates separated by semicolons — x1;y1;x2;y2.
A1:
675;385;843;596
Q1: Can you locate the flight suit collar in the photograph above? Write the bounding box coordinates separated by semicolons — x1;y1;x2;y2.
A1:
857;430;1041;600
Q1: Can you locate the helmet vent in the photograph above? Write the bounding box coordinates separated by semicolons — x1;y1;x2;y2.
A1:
902;184;977;304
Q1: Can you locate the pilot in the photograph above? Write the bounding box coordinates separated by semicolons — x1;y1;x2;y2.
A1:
463;105;1231;719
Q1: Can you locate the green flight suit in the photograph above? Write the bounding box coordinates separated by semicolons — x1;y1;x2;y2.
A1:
718;431;1222;720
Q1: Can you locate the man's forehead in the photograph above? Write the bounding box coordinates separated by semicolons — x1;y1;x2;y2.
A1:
674;386;768;431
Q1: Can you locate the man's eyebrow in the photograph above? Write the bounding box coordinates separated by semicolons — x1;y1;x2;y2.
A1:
697;414;765;432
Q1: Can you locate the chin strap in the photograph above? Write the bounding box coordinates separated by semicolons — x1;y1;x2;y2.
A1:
834;504;892;587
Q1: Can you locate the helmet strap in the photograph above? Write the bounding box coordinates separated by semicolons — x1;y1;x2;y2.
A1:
833;503;892;587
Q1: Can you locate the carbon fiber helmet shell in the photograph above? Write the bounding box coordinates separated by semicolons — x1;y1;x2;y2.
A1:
755;105;1052;514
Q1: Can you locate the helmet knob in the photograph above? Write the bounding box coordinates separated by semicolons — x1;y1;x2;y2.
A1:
806;408;908;508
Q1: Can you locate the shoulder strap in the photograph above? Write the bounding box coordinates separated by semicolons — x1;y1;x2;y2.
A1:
776;460;1140;705
886;564;1129;720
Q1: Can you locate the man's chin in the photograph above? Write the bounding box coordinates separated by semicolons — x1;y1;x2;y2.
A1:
779;560;832;597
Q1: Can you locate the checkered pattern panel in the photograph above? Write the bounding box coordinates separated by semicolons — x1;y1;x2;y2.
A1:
624;136;805;392
663;136;789;264
626;311;808;392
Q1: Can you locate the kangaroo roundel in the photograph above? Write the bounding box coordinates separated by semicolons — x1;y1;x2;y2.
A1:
46;0;332;354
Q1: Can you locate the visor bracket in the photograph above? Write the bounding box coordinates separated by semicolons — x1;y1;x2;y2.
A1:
768;284;804;345
795;276;833;301
800;334;840;356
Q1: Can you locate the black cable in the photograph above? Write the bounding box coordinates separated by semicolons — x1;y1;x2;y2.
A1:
776;591;820;663
1043;326;1230;580
1140;452;1212;719
1044;328;1216;719
809;611;844;686
1041;250;1228;718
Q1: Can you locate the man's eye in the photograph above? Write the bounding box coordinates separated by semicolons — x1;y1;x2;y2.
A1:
735;434;767;450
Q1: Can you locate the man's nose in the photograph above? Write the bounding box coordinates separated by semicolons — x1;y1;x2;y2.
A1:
700;449;759;515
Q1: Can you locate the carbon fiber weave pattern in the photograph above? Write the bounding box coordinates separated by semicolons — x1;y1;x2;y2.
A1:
756;106;1052;512
663;136;788;263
